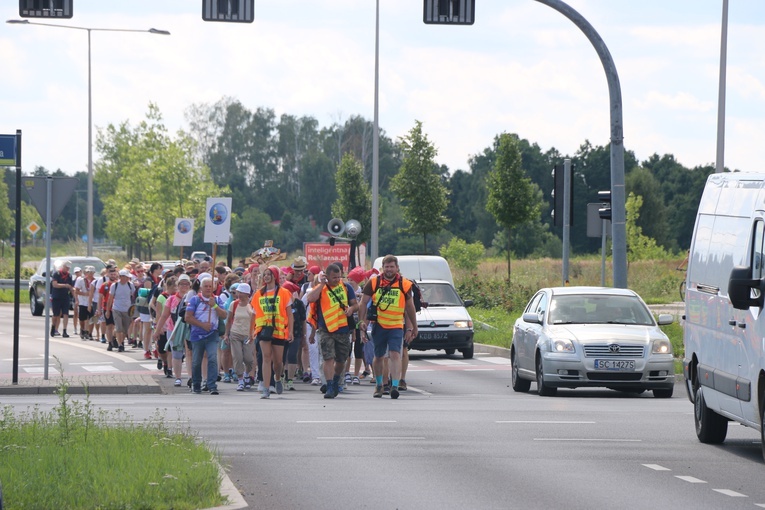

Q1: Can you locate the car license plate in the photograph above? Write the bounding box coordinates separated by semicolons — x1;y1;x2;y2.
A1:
418;332;448;340
594;359;635;371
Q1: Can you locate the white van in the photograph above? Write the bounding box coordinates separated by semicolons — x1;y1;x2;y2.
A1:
372;255;474;358
684;172;765;460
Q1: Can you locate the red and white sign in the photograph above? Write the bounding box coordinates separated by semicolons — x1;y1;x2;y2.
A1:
303;242;366;272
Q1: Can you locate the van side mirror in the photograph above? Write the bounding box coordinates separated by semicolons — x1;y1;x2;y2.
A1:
728;266;764;310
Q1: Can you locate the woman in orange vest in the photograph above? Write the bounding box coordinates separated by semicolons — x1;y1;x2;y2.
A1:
250;266;293;399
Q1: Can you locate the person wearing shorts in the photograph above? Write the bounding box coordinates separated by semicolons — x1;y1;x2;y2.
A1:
74;266;96;340
106;270;134;352
250;266;293;399
305;264;358;399
359;255;418;399
50;261;74;337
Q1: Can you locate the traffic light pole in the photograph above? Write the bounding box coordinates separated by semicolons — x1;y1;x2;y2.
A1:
562;158;571;285
535;0;627;288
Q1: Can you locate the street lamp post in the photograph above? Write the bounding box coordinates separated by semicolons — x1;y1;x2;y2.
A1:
6;20;170;256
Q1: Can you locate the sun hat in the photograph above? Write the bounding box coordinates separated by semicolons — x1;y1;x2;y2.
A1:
237;283;252;294
291;256;307;270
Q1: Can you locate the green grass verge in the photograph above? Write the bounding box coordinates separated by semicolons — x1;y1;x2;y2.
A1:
473;306;685;376
0;380;225;510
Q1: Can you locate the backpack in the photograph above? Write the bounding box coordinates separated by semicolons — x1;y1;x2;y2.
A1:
292;298;307;323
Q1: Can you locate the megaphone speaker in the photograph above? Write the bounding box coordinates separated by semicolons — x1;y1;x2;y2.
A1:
327;218;345;236
345;219;362;237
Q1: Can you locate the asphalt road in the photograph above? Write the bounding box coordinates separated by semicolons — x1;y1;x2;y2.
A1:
3;305;765;509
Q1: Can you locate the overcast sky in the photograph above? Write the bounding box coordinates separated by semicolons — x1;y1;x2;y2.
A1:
2;0;763;177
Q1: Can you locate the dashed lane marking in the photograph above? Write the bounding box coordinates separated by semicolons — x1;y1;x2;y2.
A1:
675;476;707;484
82;365;120;373
642;464;671;471
712;489;747;497
479;357;513;365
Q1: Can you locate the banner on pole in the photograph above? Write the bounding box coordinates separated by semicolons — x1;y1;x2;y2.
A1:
173;218;194;246
204;198;232;244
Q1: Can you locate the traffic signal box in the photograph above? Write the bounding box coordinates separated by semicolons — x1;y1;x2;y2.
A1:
552;164;574;227
598;190;612;220
19;0;73;18
202;0;254;23
423;0;475;25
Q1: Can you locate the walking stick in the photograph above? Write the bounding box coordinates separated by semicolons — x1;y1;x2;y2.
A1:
208;242;218;322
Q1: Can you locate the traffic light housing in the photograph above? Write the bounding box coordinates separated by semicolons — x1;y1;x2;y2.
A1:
423;0;475;25
202;0;254;23
552;164;574;227
19;0;72;18
598;190;612;220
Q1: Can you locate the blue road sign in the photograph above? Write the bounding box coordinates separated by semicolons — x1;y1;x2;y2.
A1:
0;135;17;166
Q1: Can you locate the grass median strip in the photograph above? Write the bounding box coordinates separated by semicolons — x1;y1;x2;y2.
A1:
0;378;225;510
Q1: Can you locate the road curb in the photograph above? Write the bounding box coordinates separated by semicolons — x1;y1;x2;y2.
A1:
474;342;510;358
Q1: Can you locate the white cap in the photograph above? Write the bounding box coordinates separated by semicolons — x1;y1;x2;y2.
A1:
118;269;130;277
177;274;191;283
198;272;212;282
237;283;252;294
73;267;81;273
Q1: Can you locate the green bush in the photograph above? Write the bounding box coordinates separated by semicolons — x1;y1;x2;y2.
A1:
440;237;485;271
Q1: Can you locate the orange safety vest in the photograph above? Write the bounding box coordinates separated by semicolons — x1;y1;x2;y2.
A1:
250;287;291;340
371;276;411;330
318;283;349;333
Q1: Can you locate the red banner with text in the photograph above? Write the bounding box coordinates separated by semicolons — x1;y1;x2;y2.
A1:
303;242;366;272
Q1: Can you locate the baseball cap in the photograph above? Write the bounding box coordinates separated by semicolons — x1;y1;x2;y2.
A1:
308;265;321;275
84;266;96;274
237;283;252;294
348;267;365;283
177;274;191;283
73;267;81;273
118;269;130;277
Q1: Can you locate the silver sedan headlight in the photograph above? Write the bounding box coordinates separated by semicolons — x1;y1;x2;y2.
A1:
652;338;672;354
454;320;473;329
551;338;575;353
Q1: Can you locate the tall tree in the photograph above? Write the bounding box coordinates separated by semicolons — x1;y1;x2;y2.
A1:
96;104;224;258
486;133;540;278
390;121;448;253
331;153;372;246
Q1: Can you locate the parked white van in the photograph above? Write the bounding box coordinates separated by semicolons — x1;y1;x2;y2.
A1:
684;172;765;460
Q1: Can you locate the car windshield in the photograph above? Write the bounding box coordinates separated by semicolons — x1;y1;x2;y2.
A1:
418;282;462;307
548;294;654;326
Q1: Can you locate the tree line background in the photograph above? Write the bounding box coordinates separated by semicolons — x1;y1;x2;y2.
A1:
0;96;718;261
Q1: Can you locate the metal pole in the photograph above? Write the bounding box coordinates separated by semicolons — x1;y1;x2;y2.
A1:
562;158;571;285
44;177;53;380
601;219;607;286
75;190;79;240
12;130;22;385
535;0;627;288
87;28;94;255
715;0;728;173
371;0;380;262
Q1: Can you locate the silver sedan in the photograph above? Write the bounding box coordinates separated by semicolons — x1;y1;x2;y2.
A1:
511;286;675;398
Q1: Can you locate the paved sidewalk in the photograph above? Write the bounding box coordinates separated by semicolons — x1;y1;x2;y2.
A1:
0;374;162;395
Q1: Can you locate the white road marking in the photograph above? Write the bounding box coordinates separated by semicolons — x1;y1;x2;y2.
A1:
2;357;42;361
425;359;469;366
297;420;396;424
754;504;765;508
642;464;671;471
22;367;60;374
82;365;120;373
498;421;595;424
534;438;641;442
712;489;747;497
479;356;512;365
465;368;495;371
140;363;159;370
317;436;425;440
405;386;433;396
71;362;114;365
675;476;707;484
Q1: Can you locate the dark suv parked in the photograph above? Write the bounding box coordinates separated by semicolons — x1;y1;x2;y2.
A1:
29;256;106;316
